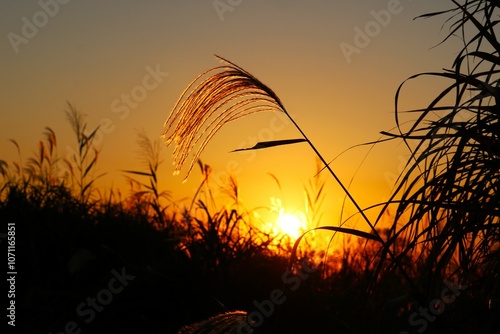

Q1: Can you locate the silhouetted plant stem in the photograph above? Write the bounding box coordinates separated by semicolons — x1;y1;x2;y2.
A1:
282;111;423;298
284;113;378;236
162;54;423;305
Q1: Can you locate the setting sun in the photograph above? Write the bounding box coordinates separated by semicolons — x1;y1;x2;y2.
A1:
276;212;306;239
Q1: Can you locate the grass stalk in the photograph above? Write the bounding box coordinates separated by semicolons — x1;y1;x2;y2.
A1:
162;55;423;304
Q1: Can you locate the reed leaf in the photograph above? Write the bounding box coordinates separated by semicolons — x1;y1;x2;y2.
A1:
230;138;306;152
121;170;152;177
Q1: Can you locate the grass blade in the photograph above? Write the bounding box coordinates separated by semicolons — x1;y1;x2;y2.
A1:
230;138;306;152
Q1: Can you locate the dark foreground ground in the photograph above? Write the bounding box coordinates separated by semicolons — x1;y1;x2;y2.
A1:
2;191;499;334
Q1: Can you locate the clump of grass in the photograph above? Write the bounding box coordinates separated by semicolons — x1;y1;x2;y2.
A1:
0;103;105;214
177;160;276;274
1;104;308;333
0;128;61;203
122;129;172;229
63;102;104;204
379;0;500;297
0;104;102;208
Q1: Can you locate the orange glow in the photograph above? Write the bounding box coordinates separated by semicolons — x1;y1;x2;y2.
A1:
263;197;308;241
276;212;306;240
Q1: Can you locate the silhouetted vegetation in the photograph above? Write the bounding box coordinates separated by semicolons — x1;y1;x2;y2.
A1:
3;1;500;333
0;107;417;334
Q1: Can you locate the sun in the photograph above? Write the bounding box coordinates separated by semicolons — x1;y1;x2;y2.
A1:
276;212;306;239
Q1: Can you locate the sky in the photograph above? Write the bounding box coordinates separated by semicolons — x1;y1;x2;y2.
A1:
0;0;462;231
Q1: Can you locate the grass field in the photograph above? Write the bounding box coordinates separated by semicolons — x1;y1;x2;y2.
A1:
2;1;499;333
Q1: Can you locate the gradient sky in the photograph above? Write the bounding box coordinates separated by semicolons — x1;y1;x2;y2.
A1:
1;0;461;229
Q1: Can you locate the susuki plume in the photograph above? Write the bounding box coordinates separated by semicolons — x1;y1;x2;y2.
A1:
163;55;288;180
163;55;387;265
178;311;250;334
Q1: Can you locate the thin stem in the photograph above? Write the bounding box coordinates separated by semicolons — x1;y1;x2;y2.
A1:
283;111;422;297
284;112;379;237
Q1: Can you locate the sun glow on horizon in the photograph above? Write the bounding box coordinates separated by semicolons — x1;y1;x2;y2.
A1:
262;197;308;240
275;211;307;240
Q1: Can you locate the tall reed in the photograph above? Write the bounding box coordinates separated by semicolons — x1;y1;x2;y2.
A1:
164;55;390;239
162;55;416;298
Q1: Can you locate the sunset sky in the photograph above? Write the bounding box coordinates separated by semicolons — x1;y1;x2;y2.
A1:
1;0;461;230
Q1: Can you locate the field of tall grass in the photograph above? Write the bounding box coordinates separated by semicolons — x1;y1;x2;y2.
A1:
0;105;393;333
2;1;499;333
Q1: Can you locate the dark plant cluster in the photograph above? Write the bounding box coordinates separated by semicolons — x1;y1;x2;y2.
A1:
378;0;500;322
0;113;405;333
2;1;500;333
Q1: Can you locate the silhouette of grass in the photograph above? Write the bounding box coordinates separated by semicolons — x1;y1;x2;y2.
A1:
64;102;105;204
1;110;319;333
162;2;500;333
122;129;172;229
0;114;419;333
377;0;500;304
2;2;499;333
